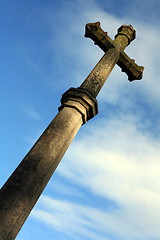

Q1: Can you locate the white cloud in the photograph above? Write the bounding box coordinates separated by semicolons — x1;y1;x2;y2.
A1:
32;195;113;240
62;115;160;237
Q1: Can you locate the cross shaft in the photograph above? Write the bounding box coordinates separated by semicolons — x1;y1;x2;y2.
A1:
0;22;144;240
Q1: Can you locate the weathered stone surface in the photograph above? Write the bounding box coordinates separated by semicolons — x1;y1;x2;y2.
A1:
115;24;136;47
80;47;120;97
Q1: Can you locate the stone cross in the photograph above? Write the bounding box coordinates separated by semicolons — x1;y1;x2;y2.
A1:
0;22;144;240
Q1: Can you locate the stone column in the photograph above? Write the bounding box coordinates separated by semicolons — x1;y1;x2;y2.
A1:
0;89;98;240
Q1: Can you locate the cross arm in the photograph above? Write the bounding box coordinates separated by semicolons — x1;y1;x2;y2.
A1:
85;22;144;82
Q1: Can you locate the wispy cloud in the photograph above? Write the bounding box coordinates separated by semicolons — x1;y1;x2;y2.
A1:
19;103;41;120
59;115;160;239
32;195;113;240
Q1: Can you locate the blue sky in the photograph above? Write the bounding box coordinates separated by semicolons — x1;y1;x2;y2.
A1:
1;0;160;239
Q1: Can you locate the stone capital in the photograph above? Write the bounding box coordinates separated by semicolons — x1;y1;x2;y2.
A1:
59;88;98;124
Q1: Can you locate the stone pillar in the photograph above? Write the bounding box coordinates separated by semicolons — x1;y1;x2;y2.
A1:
0;89;98;240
